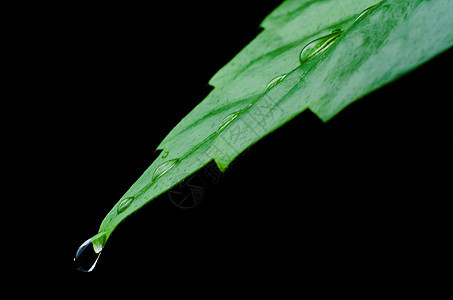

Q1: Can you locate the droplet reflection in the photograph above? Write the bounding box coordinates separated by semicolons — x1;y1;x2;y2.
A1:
354;4;379;23
117;197;135;214
217;113;239;132
265;74;287;92
152;159;179;181
299;29;343;64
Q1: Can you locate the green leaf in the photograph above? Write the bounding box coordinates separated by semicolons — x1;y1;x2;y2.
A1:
78;0;453;262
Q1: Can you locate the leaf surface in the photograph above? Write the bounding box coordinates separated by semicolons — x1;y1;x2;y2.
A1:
85;0;453;249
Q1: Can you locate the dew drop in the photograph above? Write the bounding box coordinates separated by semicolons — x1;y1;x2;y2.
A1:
153;159;179;181
354;4;379;23
162;151;169;159
265;74;287;92
299;29;343;64
217;113;238;132
117;196;135;214
74;232;106;272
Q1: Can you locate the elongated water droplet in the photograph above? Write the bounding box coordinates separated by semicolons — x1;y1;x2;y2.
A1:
217;113;238;132
162;151;169;159
117;196;135;214
299;29;343;64
74;232;106;272
354;4;379;23
153;159;179;181
265;74;287;92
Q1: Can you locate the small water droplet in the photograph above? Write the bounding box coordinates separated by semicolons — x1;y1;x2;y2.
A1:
217;113;238;132
299;29;343;64
265;74;287;92
162;151;169;159
117;196;135;214
354;4;379;23
153;159;179;181
245;101;255;110
181;147;195;159
74;232;106;272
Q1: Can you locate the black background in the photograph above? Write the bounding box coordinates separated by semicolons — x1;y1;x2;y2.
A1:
28;0;452;294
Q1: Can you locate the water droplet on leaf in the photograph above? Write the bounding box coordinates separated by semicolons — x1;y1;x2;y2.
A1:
74;232;106;272
162;151;169;159
265;74;287;92
354;4;379;23
117;196;135;214
217;113;238;132
153;159;179;181
299;29;343;64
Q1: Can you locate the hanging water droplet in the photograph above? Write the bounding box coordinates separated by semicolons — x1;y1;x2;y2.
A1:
299;29;343;64
217;113;238;132
354;4;379;23
265;74;287;92
152;159;179;181
74;232;106;272
117;196;135;214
